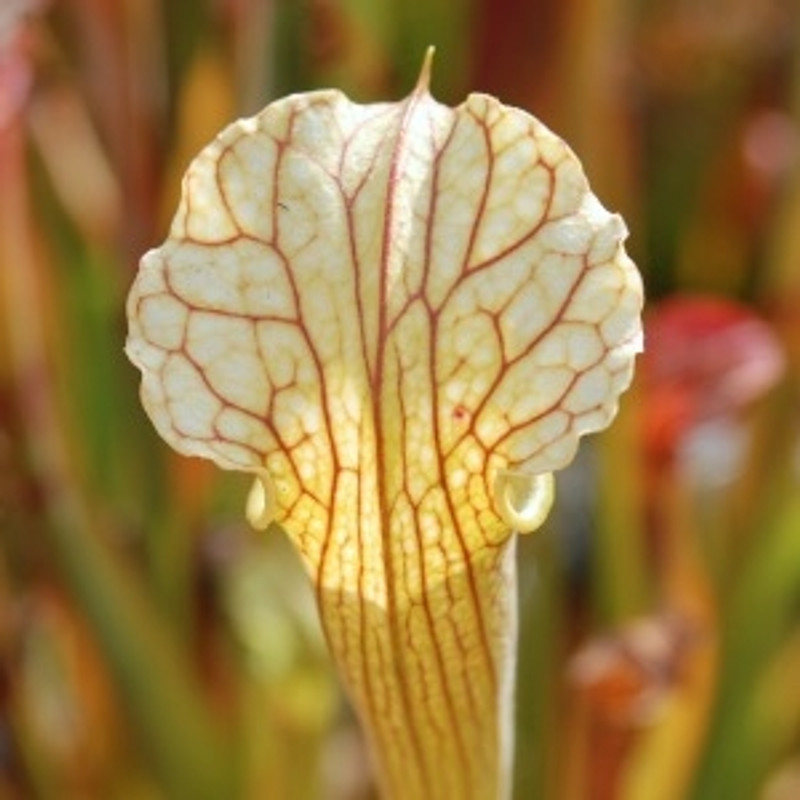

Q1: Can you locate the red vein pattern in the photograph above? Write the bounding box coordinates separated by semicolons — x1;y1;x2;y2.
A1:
126;56;642;800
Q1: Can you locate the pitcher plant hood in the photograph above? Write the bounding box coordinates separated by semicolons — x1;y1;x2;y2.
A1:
126;49;643;800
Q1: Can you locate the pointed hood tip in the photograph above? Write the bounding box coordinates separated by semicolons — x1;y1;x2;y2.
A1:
416;46;436;94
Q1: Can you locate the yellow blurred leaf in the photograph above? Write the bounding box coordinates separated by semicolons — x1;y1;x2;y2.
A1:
29;84;121;244
160;47;236;230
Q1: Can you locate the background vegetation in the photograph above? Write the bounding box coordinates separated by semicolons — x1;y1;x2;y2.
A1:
2;0;800;797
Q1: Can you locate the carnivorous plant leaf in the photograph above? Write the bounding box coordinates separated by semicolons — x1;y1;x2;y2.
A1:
126;49;643;800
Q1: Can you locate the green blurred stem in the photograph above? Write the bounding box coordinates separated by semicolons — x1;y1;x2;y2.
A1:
43;496;236;800
513;532;565;799
689;397;800;799
593;399;650;625
0;123;234;800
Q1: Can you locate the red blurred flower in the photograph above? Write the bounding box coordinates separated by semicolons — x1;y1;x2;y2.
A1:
641;295;785;470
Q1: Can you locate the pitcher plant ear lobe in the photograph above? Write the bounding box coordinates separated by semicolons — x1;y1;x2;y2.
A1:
494;471;554;534
246;472;275;531
126;47;643;800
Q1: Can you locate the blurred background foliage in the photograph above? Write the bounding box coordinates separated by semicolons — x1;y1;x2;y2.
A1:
2;0;800;798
